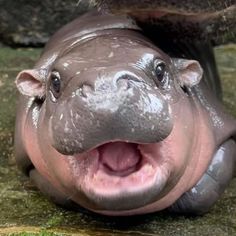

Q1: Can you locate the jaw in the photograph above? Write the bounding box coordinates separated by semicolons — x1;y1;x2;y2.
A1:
67;141;174;211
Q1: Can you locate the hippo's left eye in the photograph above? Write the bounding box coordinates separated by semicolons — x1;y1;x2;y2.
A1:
50;71;61;99
153;60;168;87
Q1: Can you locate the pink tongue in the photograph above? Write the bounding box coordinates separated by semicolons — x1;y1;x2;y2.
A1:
99;142;141;172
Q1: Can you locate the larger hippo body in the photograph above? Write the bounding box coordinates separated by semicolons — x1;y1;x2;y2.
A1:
14;11;236;216
96;0;236;44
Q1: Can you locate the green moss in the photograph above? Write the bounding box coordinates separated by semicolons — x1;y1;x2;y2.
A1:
0;47;41;164
44;214;65;228
215;44;236;117
9;231;63;236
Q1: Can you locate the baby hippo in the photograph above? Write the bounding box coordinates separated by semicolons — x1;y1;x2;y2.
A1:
14;11;236;216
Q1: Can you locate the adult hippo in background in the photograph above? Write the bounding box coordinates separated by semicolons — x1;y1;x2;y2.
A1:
96;0;236;44
14;11;236;216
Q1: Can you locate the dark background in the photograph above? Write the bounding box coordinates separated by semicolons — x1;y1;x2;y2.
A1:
0;0;93;46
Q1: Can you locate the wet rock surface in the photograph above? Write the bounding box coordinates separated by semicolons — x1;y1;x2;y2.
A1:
0;45;235;235
0;0;93;46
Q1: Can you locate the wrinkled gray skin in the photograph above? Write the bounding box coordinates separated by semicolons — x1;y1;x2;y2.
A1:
14;11;236;216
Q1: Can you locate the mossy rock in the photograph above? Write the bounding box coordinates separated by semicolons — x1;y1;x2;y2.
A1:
0;0;94;46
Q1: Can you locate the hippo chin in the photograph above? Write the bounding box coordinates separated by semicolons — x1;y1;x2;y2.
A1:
14;11;236;216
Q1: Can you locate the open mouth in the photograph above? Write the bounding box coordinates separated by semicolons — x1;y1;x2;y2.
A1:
98;142;142;177
70;141;171;211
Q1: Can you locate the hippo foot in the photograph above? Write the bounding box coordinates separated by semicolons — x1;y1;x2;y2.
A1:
169;139;236;215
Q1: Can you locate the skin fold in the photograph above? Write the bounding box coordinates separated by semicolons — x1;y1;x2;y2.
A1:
14;11;236;216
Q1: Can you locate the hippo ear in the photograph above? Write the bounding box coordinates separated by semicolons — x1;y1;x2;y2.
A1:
15;69;46;98
173;58;203;88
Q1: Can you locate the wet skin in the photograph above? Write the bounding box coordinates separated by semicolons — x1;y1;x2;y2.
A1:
14;11;236;216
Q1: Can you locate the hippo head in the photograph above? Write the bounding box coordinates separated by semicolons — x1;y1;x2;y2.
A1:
15;31;207;215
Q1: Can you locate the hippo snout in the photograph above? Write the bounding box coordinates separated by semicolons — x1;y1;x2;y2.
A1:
50;71;173;155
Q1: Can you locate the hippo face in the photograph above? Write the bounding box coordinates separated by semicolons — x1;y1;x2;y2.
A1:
16;32;209;214
47;36;175;154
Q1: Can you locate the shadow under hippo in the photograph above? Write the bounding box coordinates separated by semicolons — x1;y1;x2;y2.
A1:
14;11;236;216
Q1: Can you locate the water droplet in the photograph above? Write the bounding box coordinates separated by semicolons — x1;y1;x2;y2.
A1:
108;52;114;58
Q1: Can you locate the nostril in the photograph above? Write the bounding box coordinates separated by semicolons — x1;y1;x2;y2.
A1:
116;73;140;90
117;77;130;90
76;84;93;98
76;74;139;97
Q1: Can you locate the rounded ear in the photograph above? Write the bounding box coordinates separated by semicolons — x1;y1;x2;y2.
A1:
15;69;46;98
173;58;203;88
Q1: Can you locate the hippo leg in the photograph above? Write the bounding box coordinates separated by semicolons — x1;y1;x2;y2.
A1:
14;136;34;175
14;151;33;175
29;168;77;209
169;139;236;215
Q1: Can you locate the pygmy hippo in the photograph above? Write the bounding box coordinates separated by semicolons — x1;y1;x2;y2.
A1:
14;11;236;216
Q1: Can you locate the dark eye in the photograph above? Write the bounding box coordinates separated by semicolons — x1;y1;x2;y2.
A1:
50;71;61;99
154;61;167;86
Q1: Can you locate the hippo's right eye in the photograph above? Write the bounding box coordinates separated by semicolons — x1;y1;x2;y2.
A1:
153;60;169;88
50;71;61;99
